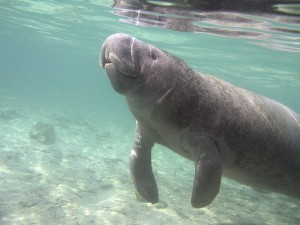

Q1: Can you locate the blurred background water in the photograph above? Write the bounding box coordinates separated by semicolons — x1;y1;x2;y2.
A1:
0;0;300;224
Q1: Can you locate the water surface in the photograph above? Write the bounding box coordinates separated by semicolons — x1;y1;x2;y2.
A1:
0;0;300;224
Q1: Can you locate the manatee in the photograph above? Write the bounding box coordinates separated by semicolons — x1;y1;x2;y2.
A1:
100;33;300;208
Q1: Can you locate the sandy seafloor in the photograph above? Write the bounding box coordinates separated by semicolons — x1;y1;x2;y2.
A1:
1;106;300;225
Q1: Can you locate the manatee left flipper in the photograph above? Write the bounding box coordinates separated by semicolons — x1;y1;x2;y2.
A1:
189;137;222;208
130;122;158;204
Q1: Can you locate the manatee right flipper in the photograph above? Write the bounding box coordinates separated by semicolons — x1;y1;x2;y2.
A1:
130;122;158;204
189;137;222;208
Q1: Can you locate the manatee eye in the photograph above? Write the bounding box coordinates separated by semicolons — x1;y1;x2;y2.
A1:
151;53;157;60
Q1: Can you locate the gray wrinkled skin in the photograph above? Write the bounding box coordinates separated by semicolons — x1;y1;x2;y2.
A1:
100;33;300;208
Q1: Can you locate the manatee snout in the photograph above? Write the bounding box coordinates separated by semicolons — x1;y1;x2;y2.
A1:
100;33;138;77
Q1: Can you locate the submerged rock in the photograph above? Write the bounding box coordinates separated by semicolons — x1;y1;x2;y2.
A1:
0;108;18;120
29;122;56;145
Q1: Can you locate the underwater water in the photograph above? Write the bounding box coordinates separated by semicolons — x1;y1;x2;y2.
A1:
0;0;300;224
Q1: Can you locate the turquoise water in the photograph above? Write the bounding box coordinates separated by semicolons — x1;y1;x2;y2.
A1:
0;0;300;224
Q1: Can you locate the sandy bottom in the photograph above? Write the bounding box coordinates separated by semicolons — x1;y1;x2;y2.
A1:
0;106;300;225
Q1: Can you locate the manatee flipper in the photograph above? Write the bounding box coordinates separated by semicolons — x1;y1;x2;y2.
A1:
130;122;158;204
190;137;222;208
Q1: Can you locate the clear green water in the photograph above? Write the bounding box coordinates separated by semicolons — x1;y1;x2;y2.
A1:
0;0;300;224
